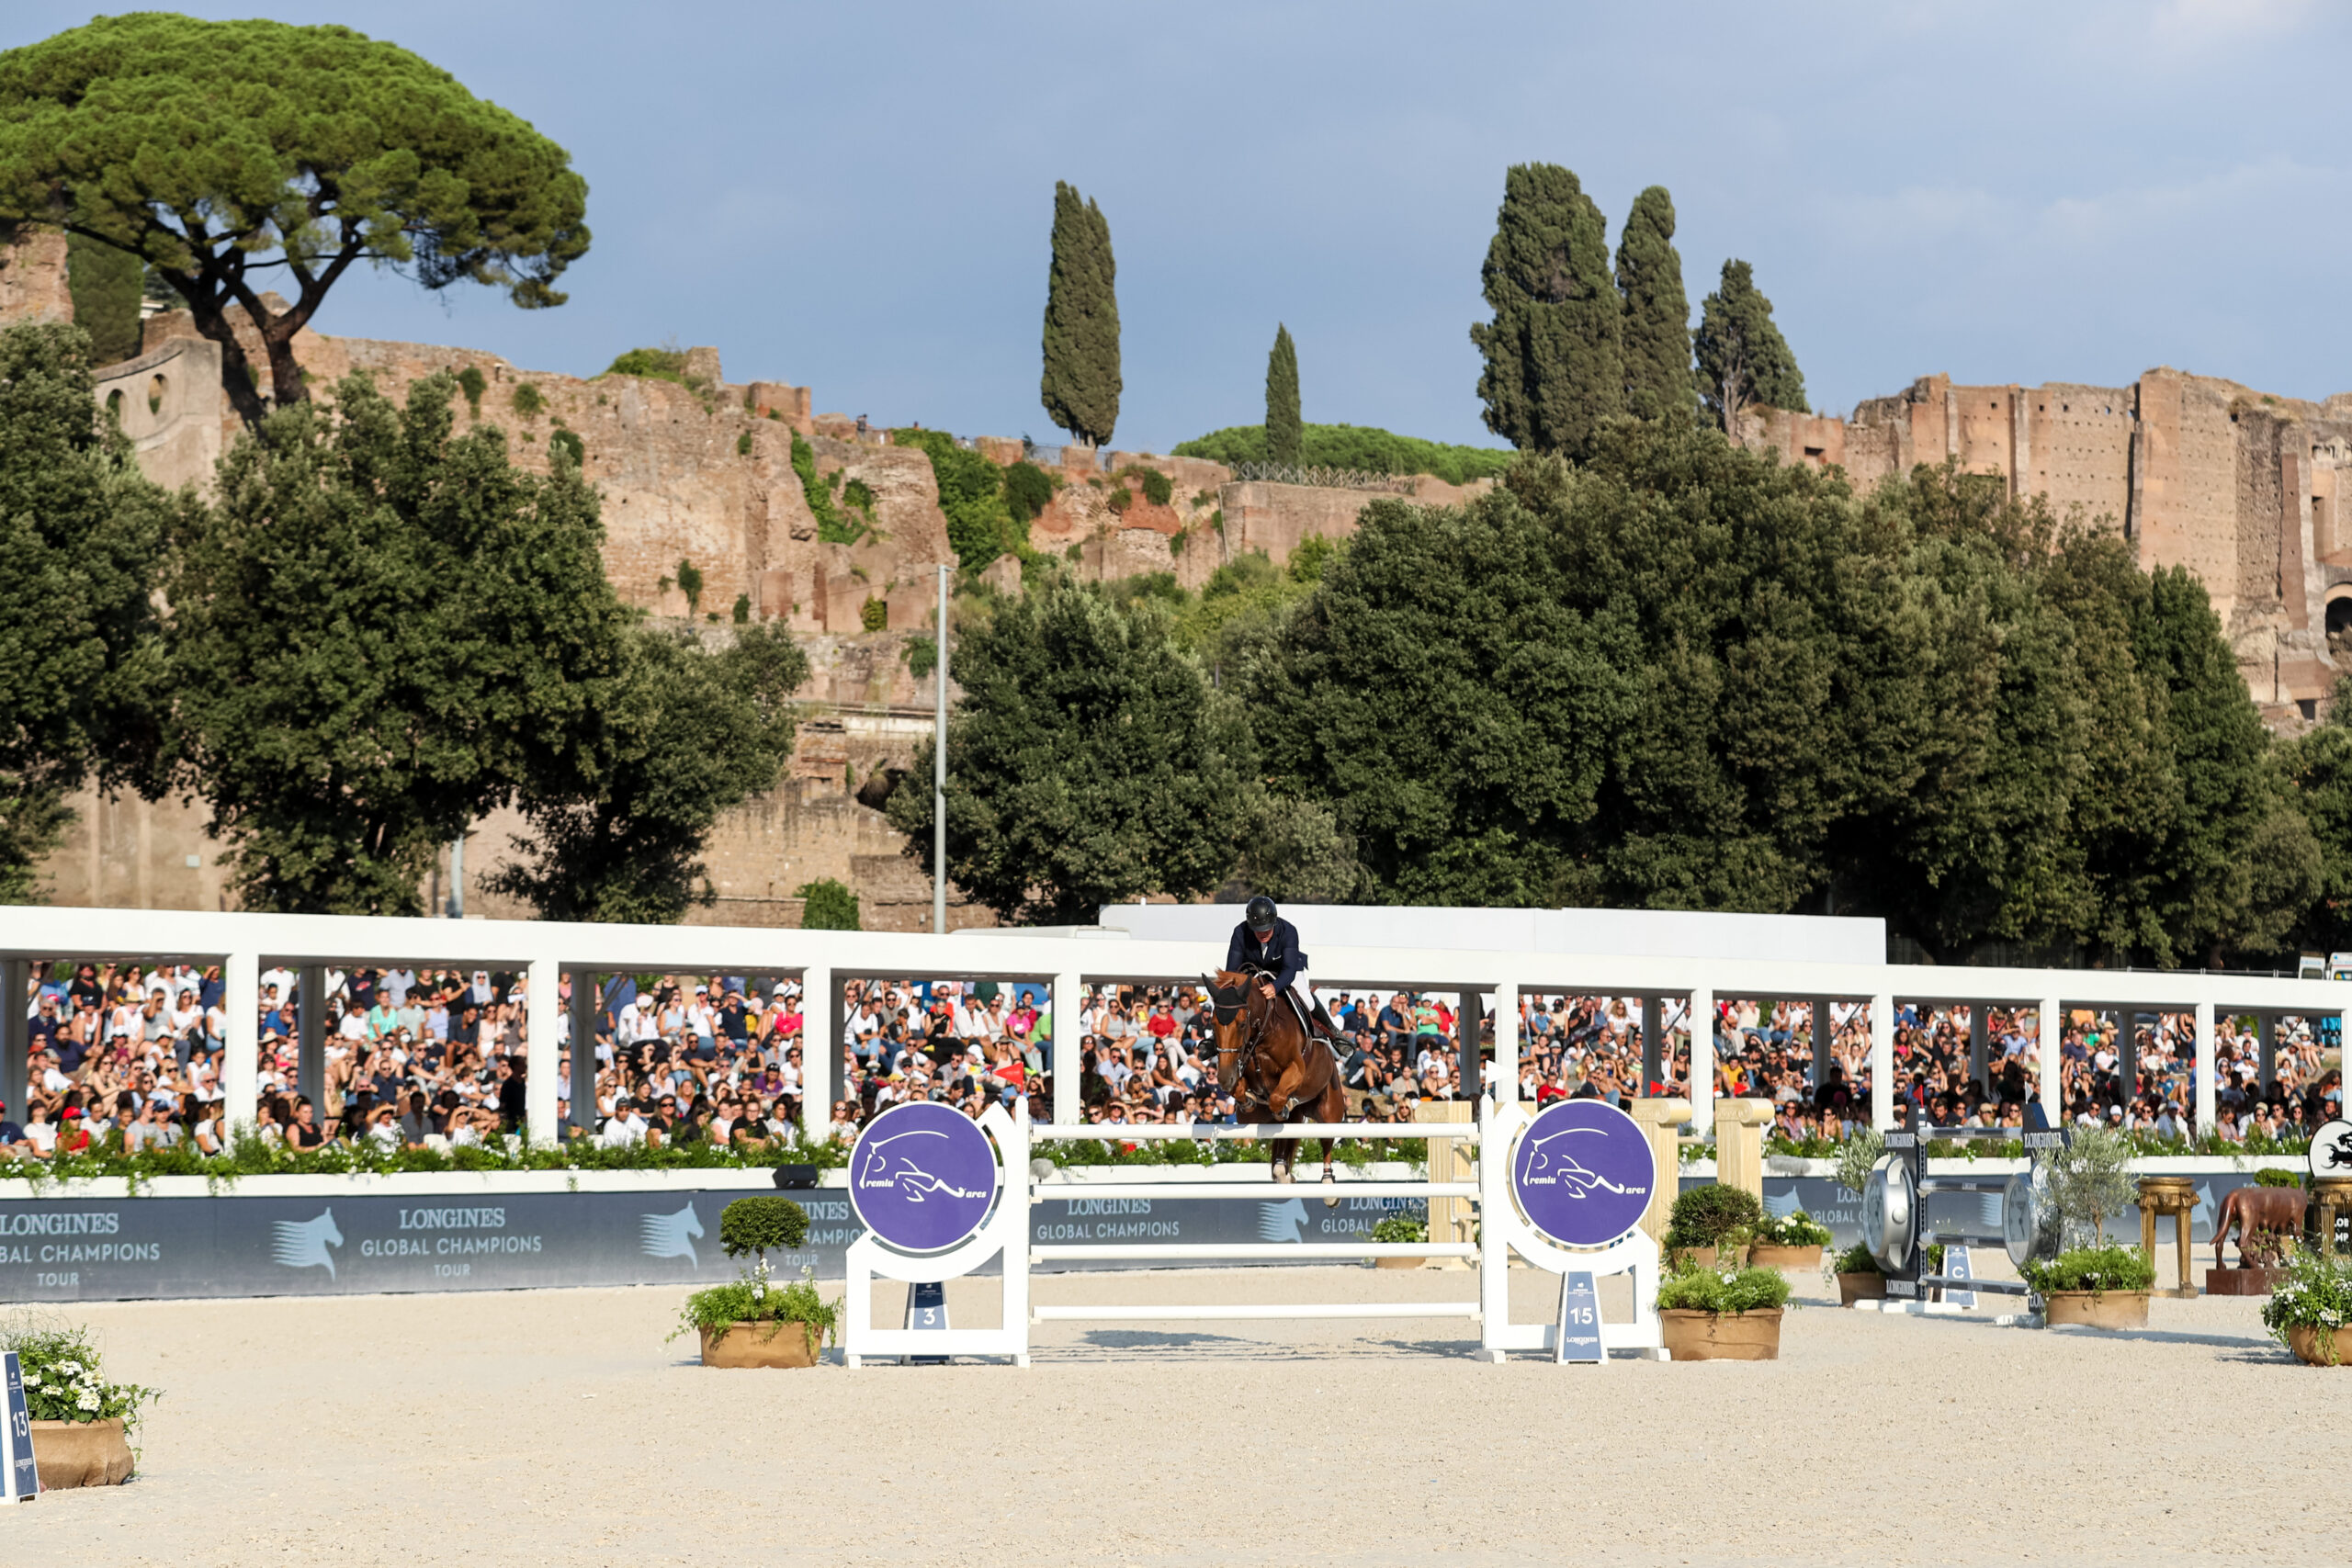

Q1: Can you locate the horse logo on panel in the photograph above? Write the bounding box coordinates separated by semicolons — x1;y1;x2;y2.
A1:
856;1129;989;1202
847;1101;1001;1254
1256;1197;1307;1243
1510;1100;1653;1249
270;1209;345;1279
639;1203;705;1266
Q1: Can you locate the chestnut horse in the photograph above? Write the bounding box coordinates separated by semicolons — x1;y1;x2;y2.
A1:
1203;968;1346;1204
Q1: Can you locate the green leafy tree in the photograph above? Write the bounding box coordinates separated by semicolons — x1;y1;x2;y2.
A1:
797;877;862;931
887;583;1244;922
1264;323;1301;464
1614;186;1691;425
488;624;807;923
2276;677;2352;953
160;369;632;913
0;321;169;898
1039;181;1119;447
0;16;590;431
1693;259;1806;432
64;232;142;366
1468;163;1623;457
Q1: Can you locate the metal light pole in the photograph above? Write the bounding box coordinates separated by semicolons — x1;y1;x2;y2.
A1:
933;563;949;937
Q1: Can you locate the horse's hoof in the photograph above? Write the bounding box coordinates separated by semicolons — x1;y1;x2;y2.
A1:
1321;1173;1338;1208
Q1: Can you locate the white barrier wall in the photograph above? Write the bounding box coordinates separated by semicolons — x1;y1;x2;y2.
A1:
0;905;2345;1144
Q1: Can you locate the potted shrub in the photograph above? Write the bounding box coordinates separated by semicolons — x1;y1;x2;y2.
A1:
1664;1184;1763;1268
669;1196;839;1368
2259;1247;2352;1365
1369;1213;1426;1269
1832;1242;1886;1306
2022;1244;2156;1329
0;1319;159;1488
1656;1259;1792;1360
1749;1208;1832;1269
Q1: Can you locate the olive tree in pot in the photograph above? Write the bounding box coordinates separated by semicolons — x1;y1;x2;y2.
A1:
1829;1130;1887;1302
2027;1128;2151;1328
1664;1184;1762;1269
669;1196;840;1368
1656;1258;1792;1360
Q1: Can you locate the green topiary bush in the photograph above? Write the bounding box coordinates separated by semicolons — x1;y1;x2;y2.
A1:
2255;1168;2304;1188
719;1195;808;1262
1664;1183;1763;1249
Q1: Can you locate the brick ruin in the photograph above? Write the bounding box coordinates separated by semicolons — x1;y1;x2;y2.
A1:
1743;372;2352;725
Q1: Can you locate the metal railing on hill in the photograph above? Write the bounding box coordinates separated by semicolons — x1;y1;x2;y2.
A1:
1232;461;1419;492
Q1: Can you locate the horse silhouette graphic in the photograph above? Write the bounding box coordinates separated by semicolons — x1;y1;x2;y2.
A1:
1518;1128;1633;1198
2324;1126;2352;1172
854;1128;987;1202
1256;1197;1307;1243
639;1203;704;1265
270;1209;345;1279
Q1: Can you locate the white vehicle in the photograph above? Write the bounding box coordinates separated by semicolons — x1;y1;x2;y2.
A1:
2301;953;2326;980
2328;952;2352;982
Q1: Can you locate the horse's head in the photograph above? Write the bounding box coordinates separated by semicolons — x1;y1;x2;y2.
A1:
1202;969;1263;1091
681;1204;705;1239
318;1207;343;1247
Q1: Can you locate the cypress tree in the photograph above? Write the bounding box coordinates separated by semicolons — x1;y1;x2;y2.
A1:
1693;259;1806;434
1614;186;1691;425
1468;163;1623;457
1040;181;1121;448
1264;322;1301;464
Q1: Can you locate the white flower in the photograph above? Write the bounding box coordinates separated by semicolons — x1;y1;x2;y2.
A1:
56;1360;83;1378
74;1388;99;1412
18;1371;38;1388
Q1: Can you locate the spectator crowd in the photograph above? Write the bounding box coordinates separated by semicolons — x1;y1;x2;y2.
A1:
1;962;2337;1158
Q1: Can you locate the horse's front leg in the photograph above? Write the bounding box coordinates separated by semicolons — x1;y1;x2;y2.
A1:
1267;1061;1313;1121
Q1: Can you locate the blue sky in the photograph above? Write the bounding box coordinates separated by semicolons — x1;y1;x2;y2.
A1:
11;1;2346;449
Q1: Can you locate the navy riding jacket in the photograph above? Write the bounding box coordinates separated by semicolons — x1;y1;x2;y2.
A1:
1227;918;1306;993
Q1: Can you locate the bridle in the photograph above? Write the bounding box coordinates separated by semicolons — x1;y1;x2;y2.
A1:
1205;969;1279;1099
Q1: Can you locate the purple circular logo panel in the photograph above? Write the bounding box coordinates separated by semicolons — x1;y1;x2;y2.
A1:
1511;1100;1654;1249
848;1102;1001;1254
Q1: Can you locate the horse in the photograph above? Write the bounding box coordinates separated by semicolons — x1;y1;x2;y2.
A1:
1202;967;1347;1206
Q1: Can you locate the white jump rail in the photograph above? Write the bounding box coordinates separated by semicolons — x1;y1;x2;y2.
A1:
843;1110;1675;1361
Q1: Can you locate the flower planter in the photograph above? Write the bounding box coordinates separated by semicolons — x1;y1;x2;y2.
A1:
1837;1270;1886;1306
698;1321;820;1369
2284;1325;2352;1365
1659;1307;1781;1361
2204;1267;2290;1296
1749;1243;1824;1270
2041;1290;2150;1329
30;1418;134;1488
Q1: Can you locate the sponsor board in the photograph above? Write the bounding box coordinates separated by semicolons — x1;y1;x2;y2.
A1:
0;1188;1428;1302
1690;1172;2283;1250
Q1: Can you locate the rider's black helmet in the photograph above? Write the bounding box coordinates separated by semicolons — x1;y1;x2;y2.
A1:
1244;895;1277;934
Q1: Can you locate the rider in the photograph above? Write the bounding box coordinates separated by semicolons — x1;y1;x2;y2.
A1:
1227;896;1343;1044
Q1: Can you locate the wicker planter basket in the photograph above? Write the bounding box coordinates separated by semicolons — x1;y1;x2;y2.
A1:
2041;1290;2150;1329
698;1321;821;1369
1838;1270;1887;1306
1749;1243;1824;1269
30;1418;134;1488
1658;1307;1782;1361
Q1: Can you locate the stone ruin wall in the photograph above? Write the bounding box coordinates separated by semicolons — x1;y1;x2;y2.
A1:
1745;370;2352;724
